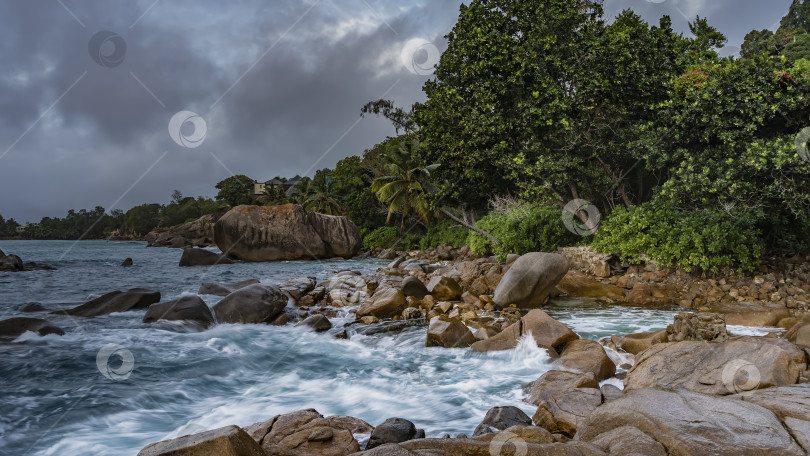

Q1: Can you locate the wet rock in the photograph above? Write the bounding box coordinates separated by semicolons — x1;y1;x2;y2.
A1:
179;248;234;267
556;271;626;299
551;339;616;381
666;312;728;342
0;249;24;271
576;388;805;456
295;314;332;332
427;276;462;301
492;252;569;309
199;279;261;296
0;317;64;340
736;385;810;452
143;296;215;329
401;276;428;299
626;340;801;395
425;316;475;348
527;371;599;406
356;287;405;320
472;406;532;436
609;329;667;355
280;277;317;300
51;288;161;317
214;204;361;261
213;284;288;324
248;409;363;455
392;438;604;456
121;258;133;266
785;314;810;347
367;418;419;449
471;309;578;353
18;302;47;312
137;425;265;456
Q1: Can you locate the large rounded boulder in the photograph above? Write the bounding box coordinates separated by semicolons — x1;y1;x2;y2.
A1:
213;284;288;324
214;204;361;261
493;252;569;309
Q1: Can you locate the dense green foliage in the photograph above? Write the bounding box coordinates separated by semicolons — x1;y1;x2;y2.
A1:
0;214;21;237
419;220;469;250
215;175;255;206
593;200;764;273
361;226;421;251
468;205;579;262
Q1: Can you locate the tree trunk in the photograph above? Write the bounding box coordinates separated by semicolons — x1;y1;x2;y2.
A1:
439;208;502;247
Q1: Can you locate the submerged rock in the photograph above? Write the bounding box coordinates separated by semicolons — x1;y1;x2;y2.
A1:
198;279;261;296
492;252;569;309
18;302;48;312
214;204;361;261
0;317;64;340
0;249;24;271
143;296;215;329
213;284;288;324
51;288;160;317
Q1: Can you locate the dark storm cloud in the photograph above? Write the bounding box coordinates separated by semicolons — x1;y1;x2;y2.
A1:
0;0;792;222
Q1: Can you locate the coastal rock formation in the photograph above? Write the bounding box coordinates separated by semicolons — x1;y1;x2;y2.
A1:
51;288;161;317
472;406;532;436
626;340;800;395
146;210;227;248
0;317;64;340
425;316;475;348
609;329;668;354
665;312;728;342
366;418;420;449
246;409;364;455
356;287;405;319
527;371;599;406
143;296;215;329
18;302;48;312
214;204;361;261
551;339;616;381
199;279;261;296
536;387;603;436
0;249;24;271
785;314;810;346
705;301;791;327
137;425;265;456
492;252;569;309
295;314;332;332
426;276;462;301
213;284;288;324
279;277;317;300
393;437;603;455
471;309;578;353
179;248;234;267
736;385;810;452
576;388;805;456
401;276;428;299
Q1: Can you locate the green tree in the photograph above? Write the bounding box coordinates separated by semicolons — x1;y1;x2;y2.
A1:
783;33;810;62
741;29;776;58
215;175;254;206
303;173;344;215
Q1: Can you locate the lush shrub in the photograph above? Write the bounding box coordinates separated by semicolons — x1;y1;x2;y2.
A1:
468;205;579;262
420;219;469;249
362;226;422;251
592;200;764;273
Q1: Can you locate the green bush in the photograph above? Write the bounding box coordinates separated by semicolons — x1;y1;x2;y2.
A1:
362;226;422;251
468;205;579;262
420;219;469;249
592;200;764;273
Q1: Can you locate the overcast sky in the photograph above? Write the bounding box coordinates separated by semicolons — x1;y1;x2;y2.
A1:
0;0;792;223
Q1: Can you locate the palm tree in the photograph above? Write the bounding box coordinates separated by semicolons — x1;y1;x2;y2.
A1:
303;175;344;215
372;140;438;233
372;140;501;246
